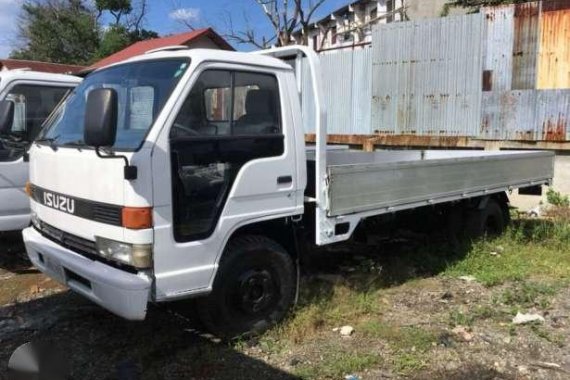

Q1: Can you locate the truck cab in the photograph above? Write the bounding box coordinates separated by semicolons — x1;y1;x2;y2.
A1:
0;70;81;232
23;49;305;336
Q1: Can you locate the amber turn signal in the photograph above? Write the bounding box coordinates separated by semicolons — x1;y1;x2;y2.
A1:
122;207;152;229
25;181;32;197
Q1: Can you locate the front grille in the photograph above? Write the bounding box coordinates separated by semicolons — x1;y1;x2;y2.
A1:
92;204;122;226
38;221;97;256
35;221;138;274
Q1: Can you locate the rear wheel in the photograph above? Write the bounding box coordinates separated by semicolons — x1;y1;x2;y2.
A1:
465;198;507;238
197;235;296;339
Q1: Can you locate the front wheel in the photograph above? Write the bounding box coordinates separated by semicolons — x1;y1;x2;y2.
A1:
197;235;296;339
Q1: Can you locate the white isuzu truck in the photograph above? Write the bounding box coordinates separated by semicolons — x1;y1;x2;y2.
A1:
0;70;81;232
19;47;553;338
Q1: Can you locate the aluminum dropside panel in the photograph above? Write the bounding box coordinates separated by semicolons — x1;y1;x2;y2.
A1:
326;150;554;216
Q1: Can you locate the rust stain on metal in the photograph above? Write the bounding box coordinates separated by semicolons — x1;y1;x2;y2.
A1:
304;134;570;150
514;130;535;141
537;6;570;89
514;2;540;17
481;116;490;134
542;114;568;141
512;1;540;90
542;0;570;13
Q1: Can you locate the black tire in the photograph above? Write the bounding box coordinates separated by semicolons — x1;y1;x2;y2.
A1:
464;198;507;239
197;235;296;339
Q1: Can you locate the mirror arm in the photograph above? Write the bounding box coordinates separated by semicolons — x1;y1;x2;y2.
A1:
95;147;138;181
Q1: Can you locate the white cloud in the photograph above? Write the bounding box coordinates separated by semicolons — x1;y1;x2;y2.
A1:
0;0;24;58
169;7;200;23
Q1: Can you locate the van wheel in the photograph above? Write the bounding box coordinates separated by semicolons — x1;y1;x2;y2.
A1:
197;235;296;339
465;198;507;238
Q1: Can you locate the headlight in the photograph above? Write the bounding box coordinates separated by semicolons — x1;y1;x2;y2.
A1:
95;236;152;269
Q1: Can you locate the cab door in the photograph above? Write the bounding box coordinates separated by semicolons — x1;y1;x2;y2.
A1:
152;65;302;300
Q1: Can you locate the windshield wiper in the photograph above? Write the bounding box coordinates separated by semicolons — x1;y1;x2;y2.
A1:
35;136;59;151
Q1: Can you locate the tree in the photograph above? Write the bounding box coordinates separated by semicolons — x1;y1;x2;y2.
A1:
225;0;327;49
95;0;157;58
95;0;132;25
10;0;100;65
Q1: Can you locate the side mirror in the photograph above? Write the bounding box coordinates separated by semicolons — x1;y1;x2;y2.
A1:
84;88;118;147
0;100;15;135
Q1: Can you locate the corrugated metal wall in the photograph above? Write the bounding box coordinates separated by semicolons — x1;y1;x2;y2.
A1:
480;0;570;140
481;90;570;140
301;1;569;141
537;2;570;89
511;2;540;90
370;14;484;136
483;6;514;91
301;49;372;134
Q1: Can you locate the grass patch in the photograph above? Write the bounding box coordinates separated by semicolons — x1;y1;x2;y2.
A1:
530;325;566;348
358;320;435;352
273;282;383;344
357;320;434;375
496;282;558;310
448;305;504;327
392;352;427;374
444;217;570;286
294;350;380;380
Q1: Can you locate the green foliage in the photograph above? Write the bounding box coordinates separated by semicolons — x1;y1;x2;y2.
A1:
547;188;570;208
11;0;158;66
11;0;100;65
96;26;131;59
444;217;570;286
95;0;132;26
95;0;132;14
294;350;379;379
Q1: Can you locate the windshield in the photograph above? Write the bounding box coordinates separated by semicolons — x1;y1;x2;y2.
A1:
40;58;189;150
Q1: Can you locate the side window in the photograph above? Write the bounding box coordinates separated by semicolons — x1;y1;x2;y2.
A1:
170;70;280;138
233;72;280;135
5;84;71;141
169;69;284;242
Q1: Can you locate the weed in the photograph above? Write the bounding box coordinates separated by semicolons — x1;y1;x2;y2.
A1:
358;320;436;352
444;218;570;286
392;352;426;374
448;305;501;327
294;350;379;379
498;282;558;309
547;188;570;208
448;310;475;327
529;325;565;347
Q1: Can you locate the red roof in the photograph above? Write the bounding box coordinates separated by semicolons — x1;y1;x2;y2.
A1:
0;59;85;74
87;28;233;72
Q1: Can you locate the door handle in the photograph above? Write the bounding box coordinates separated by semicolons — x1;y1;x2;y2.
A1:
277;175;293;185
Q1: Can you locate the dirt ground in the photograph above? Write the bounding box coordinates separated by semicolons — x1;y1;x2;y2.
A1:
1;223;570;380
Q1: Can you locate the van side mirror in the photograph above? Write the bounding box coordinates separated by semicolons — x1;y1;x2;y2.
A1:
0;100;15;135
84;88;118;147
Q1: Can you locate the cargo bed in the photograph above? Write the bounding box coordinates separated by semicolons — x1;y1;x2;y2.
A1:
308;149;554;217
262;47;555;245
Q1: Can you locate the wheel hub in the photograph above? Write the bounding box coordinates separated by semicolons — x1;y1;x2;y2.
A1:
237;270;276;314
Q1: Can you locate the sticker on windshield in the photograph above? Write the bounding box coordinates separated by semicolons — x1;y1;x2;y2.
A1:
174;63;188;78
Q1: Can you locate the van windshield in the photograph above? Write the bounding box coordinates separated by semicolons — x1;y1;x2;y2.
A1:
40;58;189;151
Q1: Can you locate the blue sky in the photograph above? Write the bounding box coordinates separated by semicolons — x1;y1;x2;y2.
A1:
0;0;349;59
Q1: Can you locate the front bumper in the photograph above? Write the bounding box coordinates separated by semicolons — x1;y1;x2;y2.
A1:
23;227;151;320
